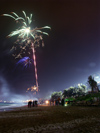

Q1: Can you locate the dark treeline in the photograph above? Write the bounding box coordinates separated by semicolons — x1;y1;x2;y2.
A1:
50;75;100;102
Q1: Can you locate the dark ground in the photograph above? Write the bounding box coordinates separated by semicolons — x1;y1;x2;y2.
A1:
0;105;100;133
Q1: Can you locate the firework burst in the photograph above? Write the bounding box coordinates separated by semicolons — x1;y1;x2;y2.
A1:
3;11;51;92
3;11;50;46
26;85;39;95
15;57;33;69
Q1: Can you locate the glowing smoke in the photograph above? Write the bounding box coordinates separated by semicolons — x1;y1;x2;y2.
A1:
0;73;38;102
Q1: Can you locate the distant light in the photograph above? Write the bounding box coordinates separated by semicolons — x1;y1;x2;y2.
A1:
45;100;49;104
64;102;68;106
64;104;68;107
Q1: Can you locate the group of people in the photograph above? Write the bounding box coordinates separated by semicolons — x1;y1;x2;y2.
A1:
28;100;38;108
49;98;65;106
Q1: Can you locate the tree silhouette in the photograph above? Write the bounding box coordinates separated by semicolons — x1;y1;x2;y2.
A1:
88;75;98;92
63;85;86;98
51;91;62;102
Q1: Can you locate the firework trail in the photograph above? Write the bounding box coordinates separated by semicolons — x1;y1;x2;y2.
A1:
3;11;51;92
32;43;38;91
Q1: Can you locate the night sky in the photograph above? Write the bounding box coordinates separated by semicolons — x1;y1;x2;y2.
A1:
0;0;100;101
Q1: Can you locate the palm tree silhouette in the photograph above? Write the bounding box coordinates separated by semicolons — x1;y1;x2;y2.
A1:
88;75;98;92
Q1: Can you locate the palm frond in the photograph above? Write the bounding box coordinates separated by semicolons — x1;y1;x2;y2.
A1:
22;11;27;19
22;22;27;26
42;26;51;29
30;33;35;39
27;17;30;25
36;30;42;33
30;14;32;21
3;14;16;20
42;32;49;35
15;17;25;21
11;12;19;18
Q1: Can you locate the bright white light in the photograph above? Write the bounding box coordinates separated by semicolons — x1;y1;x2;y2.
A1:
34;87;36;90
25;28;30;33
